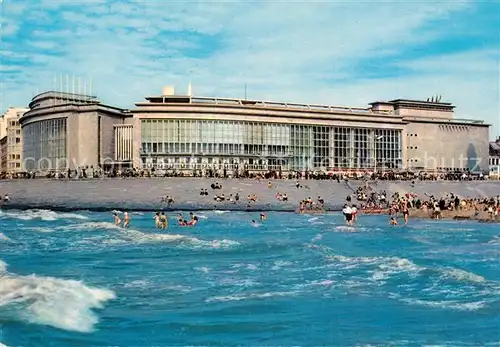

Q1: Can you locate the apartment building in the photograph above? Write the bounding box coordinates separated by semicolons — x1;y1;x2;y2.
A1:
0;107;29;173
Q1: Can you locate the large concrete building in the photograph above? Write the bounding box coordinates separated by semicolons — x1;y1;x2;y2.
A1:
19;86;491;174
0;107;29;173
19;91;131;172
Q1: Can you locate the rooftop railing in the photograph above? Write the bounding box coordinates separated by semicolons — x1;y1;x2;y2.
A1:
143;95;395;116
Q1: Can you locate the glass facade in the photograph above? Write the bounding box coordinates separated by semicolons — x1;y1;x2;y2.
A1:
140;119;402;171
23;118;67;171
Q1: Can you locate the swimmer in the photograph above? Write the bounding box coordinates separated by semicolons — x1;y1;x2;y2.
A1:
187;213;198;226
390;217;398;225
259;212;266;221
160;212;168;229
113;213;121;226
351;204;358;224
123;212;130;228
154;212;161;228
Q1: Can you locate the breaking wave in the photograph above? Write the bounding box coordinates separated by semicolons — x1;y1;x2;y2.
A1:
0;209;88;221
0;260;115;332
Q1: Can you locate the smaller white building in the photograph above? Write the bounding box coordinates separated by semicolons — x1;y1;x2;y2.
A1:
489;138;500;179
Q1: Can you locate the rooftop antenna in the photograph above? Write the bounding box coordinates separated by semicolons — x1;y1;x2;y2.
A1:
53;75;56;106
89;76;92;101
59;74;63;104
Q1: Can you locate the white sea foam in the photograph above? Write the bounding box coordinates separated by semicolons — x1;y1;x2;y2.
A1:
334;225;357;232
312;233;323;242
213;210;230;214
0;261;115;332
218;278;259;287
26;227;55;233
327;253;487;286
398;297;486;311
35;220;241;249
0;209;88;221
0;260;8;273
206;290;296;303
194;266;211;273
0;342;8;347
487;236;500;245
441;268;485;283
0;233;10;241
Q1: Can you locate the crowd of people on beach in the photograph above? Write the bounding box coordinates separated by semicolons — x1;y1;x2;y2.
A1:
1;166;491;182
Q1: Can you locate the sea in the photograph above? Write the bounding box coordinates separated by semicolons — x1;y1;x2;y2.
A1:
0;209;499;347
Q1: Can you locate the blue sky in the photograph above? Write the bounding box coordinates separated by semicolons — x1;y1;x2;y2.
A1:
1;0;499;137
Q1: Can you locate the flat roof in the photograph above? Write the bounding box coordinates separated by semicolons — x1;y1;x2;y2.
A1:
140;95;394;116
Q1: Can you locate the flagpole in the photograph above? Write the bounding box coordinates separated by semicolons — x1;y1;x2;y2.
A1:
53;75;56;105
78;77;81;102
72;74;75;95
89;77;92;100
60;74;63;103
83;77;87;98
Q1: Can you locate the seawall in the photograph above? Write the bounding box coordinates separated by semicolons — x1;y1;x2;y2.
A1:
0;178;499;212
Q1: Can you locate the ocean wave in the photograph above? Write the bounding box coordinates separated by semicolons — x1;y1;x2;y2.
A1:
206;290;296;303
441;268;485;283
0;233;10;241
487;236;500;245
397;297;486;311
54;221;242;249
326;253;488;285
0;209;88;221
0;260;115;332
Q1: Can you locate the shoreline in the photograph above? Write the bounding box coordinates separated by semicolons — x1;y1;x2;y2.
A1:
2;205;499;224
1;178;499;221
0;204;343;213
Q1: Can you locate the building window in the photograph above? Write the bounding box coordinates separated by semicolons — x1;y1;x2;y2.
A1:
23;118;67;171
140;119;402;171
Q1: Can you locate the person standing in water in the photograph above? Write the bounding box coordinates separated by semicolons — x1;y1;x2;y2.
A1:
113;213;121;226
342;204;353;225
160;212;168;229
123;212;130;228
154;212;161;228
401;198;409;225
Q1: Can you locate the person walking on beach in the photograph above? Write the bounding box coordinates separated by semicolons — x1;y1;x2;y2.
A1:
113;213;121;226
123;212;130;228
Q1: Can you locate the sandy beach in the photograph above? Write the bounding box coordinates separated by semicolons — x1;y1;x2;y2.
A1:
1;178;500;213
